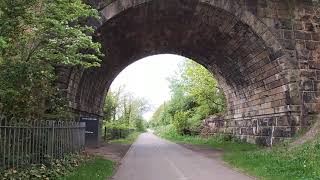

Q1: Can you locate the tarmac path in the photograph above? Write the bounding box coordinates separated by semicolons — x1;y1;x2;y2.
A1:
112;132;253;180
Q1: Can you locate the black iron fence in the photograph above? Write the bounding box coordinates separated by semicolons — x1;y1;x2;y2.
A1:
0;117;86;169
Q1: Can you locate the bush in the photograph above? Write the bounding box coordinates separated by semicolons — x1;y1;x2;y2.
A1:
103;121;134;140
134;118;146;132
0;153;89;180
155;124;180;139
172;111;190;135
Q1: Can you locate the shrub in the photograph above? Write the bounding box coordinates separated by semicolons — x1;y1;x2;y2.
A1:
172;111;190;135
103;121;133;140
134;117;146;132
0;153;89;179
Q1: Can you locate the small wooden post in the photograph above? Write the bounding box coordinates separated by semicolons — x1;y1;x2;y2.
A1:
104;127;107;141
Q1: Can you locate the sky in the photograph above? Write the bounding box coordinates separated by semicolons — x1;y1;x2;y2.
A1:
110;54;186;121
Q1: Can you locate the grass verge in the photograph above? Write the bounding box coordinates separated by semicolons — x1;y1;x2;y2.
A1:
63;156;115;180
155;125;320;180
109;131;141;145
155;125;259;152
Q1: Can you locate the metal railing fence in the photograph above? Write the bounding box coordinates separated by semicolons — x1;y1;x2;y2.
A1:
0;117;86;170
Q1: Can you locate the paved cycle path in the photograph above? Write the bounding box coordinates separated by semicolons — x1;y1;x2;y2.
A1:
112;132;253;180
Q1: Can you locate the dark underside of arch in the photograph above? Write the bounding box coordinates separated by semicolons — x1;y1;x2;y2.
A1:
72;0;301;145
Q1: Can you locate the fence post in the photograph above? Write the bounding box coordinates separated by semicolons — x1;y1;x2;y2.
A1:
51;121;55;159
80;122;86;150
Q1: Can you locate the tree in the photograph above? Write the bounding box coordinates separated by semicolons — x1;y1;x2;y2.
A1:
118;93;149;126
181;60;226;114
0;0;102;119
103;88;149;131
150;103;169;127
150;59;226;135
103;91;119;122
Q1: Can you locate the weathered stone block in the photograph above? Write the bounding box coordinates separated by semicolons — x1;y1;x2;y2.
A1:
310;61;320;70
255;136;268;146
273;127;293;137
306;41;319;50
301;80;314;91
294;31;312;40
311;33;320;41
303;92;317;103
281;39;296;50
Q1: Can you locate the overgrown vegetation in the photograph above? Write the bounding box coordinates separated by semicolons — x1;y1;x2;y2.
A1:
155;125;259;152
103;121;135;140
109;131;142;145
0;1;106;178
0;154;115;180
224;134;320;179
149;60;226;135
0;153;90;179
0;0;102;119
103;87;148;141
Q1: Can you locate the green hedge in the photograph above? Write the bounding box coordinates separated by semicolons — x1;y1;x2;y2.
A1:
103;122;134;140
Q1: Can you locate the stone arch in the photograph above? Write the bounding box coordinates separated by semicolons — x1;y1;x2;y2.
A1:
63;0;306;145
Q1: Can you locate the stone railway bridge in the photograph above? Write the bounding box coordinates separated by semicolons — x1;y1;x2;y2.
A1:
56;0;320;145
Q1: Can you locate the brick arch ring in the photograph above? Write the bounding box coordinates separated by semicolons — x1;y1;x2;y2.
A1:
60;0;306;145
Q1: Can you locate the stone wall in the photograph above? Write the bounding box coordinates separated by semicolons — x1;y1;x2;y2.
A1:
59;0;320;145
195;0;320;145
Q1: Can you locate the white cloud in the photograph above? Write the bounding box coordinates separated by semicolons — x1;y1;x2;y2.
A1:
110;54;186;120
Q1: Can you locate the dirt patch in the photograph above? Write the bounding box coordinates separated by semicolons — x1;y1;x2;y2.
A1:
178;143;224;159
86;143;131;163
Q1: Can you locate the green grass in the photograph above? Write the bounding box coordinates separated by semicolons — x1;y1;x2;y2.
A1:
62;157;115;180
224;138;320;180
62;131;142;180
155;125;259;152
109;131;141;144
155;125;320;180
